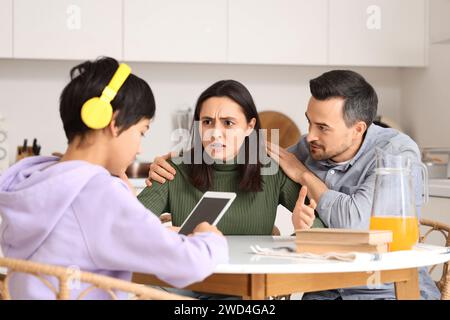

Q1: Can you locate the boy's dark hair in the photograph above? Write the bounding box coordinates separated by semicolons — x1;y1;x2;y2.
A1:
309;70;378;128
60;56;155;143
189;79;263;192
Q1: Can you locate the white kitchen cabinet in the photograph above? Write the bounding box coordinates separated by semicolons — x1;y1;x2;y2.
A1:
124;0;227;63
13;0;122;60
228;0;328;65
430;0;450;44
329;0;427;67
0;0;13;58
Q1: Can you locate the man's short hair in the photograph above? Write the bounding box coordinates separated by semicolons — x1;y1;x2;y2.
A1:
309;70;378;128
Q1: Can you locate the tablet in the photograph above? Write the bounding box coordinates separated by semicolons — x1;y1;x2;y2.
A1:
178;191;237;235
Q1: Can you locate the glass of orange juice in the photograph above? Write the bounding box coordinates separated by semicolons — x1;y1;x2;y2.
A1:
369;149;427;251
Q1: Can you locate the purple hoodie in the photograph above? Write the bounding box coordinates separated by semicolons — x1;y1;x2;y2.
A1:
0;156;228;299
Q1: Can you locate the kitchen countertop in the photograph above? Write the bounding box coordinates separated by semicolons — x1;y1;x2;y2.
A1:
130;178;147;189
130;178;450;198
429;179;450;198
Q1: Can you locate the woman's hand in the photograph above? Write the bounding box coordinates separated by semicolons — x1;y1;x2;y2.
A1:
292;186;317;230
145;152;177;187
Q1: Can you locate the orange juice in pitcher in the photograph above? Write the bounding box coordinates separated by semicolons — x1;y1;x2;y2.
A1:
369;148;428;252
370;216;419;251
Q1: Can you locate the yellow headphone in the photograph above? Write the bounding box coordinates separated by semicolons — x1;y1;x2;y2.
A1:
81;63;132;129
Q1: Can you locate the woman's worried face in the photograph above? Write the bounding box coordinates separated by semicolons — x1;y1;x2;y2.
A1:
199;96;255;161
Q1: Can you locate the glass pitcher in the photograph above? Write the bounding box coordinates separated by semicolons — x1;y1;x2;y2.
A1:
369;148;429;251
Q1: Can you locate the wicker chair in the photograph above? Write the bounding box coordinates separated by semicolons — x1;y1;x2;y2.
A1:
419;218;450;300
0;257;193;300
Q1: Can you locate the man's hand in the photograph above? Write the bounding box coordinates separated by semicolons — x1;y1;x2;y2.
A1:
266;142;307;184
292;186;317;230
146;152;177;187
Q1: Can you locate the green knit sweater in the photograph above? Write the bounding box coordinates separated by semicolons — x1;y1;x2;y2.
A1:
138;158;324;235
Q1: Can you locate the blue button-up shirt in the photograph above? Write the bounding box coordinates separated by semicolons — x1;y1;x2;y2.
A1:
288;124;440;300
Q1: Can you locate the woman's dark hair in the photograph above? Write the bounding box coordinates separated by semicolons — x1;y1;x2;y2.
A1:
59;56;155;143
188;80;263;192
309;70;378;128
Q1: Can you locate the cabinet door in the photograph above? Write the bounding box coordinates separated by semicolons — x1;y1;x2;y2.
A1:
0;0;13;58
228;0;328;65
14;0;122;60
124;0;227;63
430;0;450;44
329;0;427;66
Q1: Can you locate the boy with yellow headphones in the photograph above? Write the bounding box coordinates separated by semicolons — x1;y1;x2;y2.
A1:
0;57;228;299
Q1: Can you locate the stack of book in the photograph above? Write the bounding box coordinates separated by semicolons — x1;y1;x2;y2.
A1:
295;228;393;254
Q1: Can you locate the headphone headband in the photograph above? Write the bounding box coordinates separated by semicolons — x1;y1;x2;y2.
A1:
101;63;131;102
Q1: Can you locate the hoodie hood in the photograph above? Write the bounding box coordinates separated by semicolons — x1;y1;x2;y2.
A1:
0;156;109;259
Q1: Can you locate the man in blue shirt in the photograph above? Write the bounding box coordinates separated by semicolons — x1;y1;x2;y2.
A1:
266;70;440;300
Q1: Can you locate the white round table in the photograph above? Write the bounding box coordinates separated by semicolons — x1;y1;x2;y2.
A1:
133;236;450;300
216;236;450;274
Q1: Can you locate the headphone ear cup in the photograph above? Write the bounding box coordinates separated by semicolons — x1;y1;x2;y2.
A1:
81;97;113;129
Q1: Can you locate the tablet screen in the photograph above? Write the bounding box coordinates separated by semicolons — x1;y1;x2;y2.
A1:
178;197;231;235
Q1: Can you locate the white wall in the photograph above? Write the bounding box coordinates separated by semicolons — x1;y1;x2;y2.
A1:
0;59;403;164
400;44;450;148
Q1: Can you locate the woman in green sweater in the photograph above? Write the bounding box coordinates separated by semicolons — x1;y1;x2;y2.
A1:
138;80;324;234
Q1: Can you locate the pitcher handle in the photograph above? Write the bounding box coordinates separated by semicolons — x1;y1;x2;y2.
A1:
418;161;429;204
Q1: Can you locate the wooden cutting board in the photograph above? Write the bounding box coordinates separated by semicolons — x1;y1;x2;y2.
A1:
258;111;301;148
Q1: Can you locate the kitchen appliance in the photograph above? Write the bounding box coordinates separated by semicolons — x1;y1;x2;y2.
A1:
0;113;9;174
421;148;450;179
172;107;193;154
174;107;192;132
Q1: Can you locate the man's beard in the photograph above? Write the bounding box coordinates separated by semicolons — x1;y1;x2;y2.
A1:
310;142;351;161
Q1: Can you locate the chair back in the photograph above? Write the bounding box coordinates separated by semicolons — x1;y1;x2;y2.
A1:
0;257;192;300
420;218;450;300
